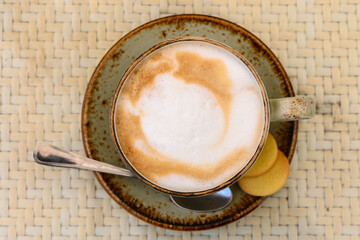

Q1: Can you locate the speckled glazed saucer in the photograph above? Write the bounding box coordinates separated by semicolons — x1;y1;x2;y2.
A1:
81;14;297;231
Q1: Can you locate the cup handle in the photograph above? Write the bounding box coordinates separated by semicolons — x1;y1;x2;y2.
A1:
270;96;315;121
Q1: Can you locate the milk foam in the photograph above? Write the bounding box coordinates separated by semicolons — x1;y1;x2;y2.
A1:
115;41;265;193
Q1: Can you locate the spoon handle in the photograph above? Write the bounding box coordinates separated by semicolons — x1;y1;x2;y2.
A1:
33;142;135;177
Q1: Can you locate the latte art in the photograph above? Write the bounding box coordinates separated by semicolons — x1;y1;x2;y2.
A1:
114;41;265;192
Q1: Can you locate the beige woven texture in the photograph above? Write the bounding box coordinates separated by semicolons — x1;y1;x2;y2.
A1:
1;0;359;239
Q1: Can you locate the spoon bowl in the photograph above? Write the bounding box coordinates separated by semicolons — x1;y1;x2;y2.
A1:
170;187;232;212
33;142;233;212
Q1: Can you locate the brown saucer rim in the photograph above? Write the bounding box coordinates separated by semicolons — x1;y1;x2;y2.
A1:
81;14;298;231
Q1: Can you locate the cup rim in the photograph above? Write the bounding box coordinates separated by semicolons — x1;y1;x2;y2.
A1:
109;36;270;197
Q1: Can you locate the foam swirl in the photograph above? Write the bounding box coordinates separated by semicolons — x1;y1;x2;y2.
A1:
115;41;265;192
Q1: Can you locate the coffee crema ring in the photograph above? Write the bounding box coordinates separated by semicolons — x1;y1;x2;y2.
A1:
113;40;266;193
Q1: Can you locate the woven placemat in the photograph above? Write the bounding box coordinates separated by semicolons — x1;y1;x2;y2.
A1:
1;0;359;239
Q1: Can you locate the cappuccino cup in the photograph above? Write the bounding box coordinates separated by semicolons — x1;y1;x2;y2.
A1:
110;37;314;197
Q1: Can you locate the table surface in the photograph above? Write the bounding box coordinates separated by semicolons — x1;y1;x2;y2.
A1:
1;0;359;239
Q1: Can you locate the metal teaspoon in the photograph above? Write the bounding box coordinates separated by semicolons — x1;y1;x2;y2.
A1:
33;142;232;212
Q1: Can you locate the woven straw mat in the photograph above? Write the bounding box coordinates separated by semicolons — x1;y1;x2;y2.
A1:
0;0;359;239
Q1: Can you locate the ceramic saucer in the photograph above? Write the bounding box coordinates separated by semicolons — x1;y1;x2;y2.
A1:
81;14;297;231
